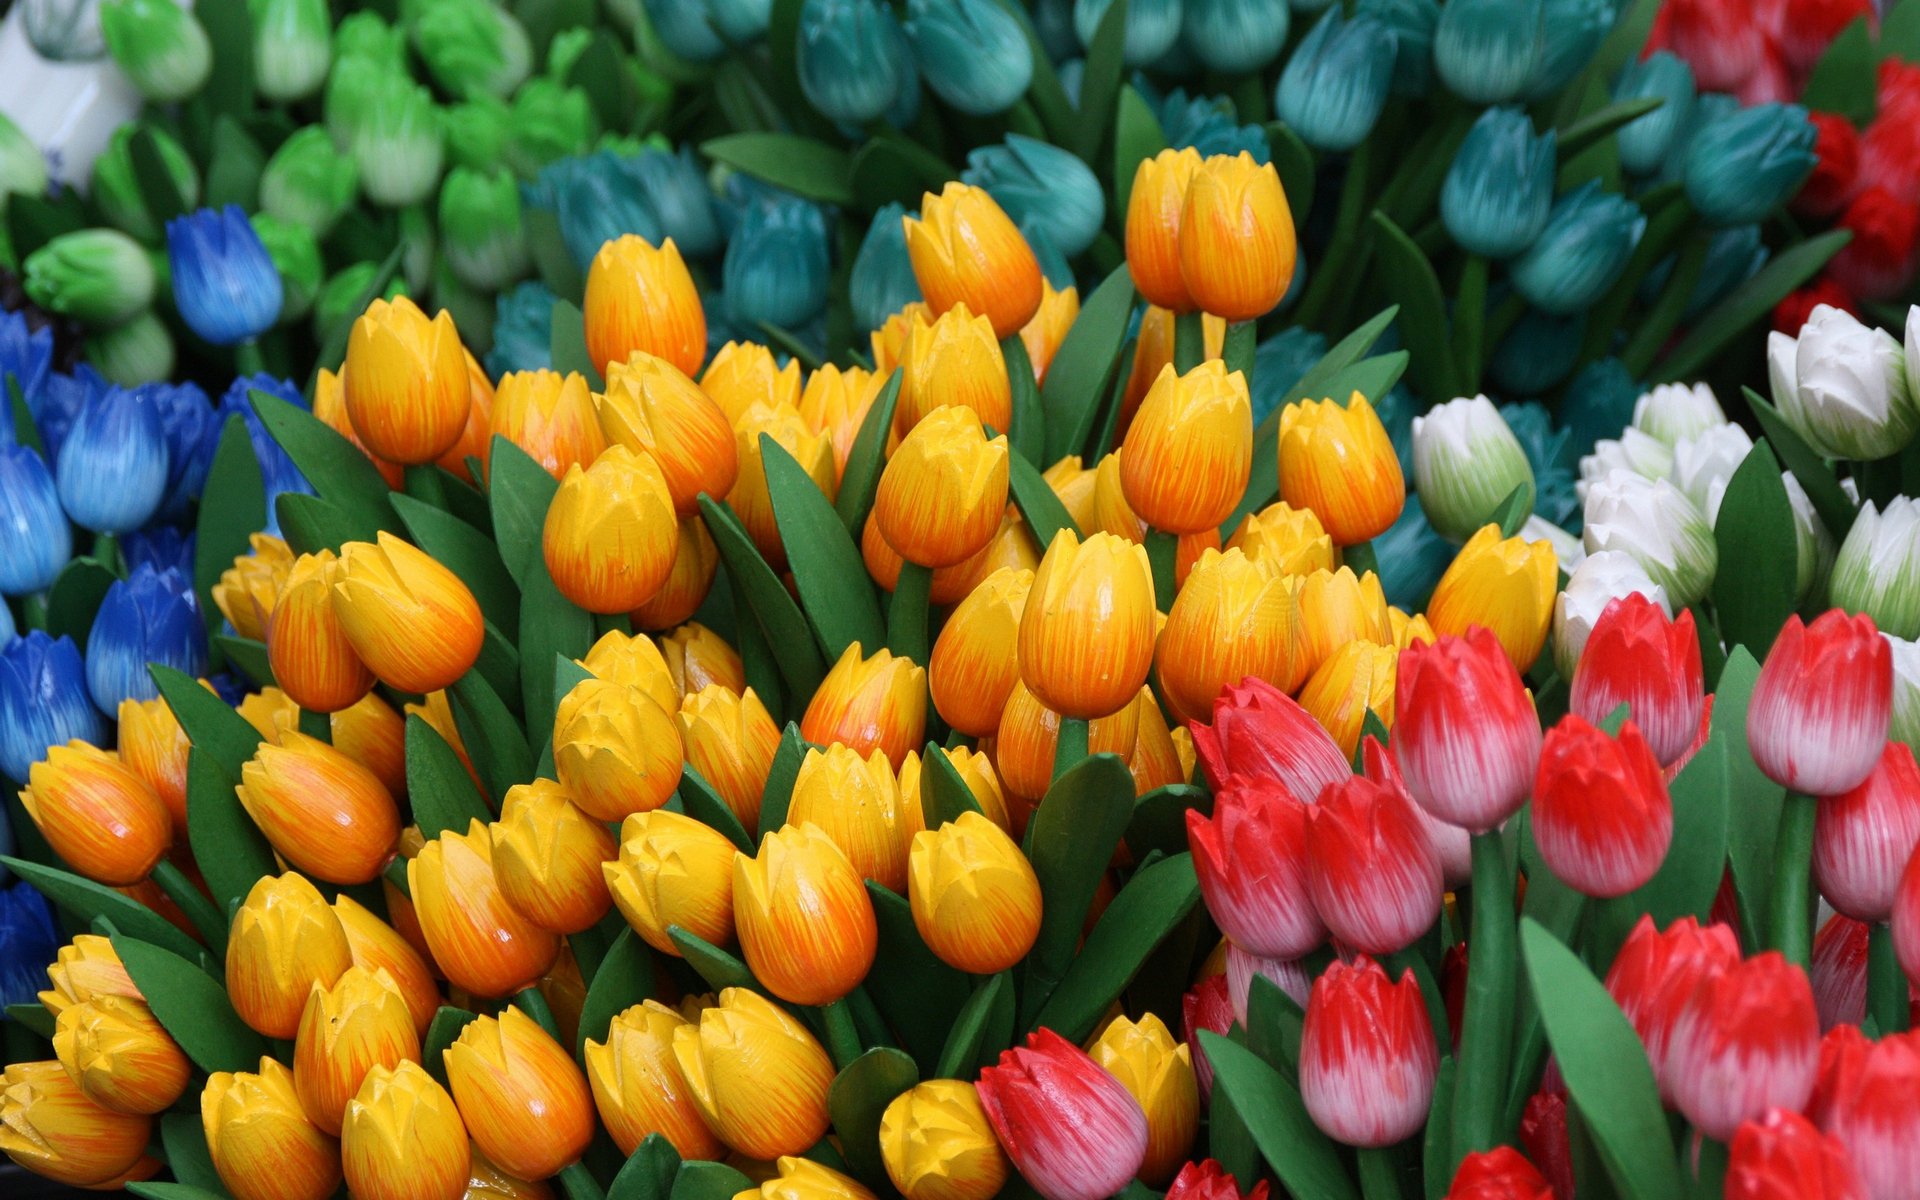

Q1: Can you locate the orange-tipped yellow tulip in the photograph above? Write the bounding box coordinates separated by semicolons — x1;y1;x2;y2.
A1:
38;935;141;1019
1277;393;1405;546
1178;153;1295;322
604;808;736;956
329;691;409;800
800;643;926;770
238;731;400;885
489;780;617;934
51;995;189;1116
235;685;298;741
734;823;878;1006
227;872;354;1039
341;1061;470;1200
0;1060;156;1188
315;365;404;488
943;509;1040;601
788;744;908;892
214;531;295;642
876;405;1010;569
1019;530;1156;720
1391;606;1437;651
333;533;485;695
598;352;740;515
1122;306;1224;429
333;895;439;1038
660;622;747;700
345;295;472;465
903;182;1042;339
671;987;834;1161
678;684;778;835
490;369;607;480
1227;501;1336;578
871;302;930;374
897;304;1010;440
577;628;679;716
1296;640;1398;760
1425;523;1559;672
631;517;719;631
799;363;883;483
293;966;421;1136
920;746;1010;835
1296;565;1394;681
879;1080;1009;1200
437;352;497;484
1087;1014;1199;1186
19;743;171;887
749;1156;879;1200
860;511;1003;603
908;811;1041;975
1043;455;1098;531
994;680;1138;803
552;677;684;822
202;1057;342;1200
268;549;375;714
543;445;680;614
411;818;561;998
928;566;1031;737
1158;548;1306;719
445;1007;595;1181
583;234;705;379
701;340;802;423
1019;280;1079;386
1120;361;1252;535
584;1001;724;1160
1129;688;1187;794
1126;149;1204;313
1088;451;1220;584
729;400;837;572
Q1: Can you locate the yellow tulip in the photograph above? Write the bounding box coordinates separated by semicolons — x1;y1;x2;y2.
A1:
38;935;141;1020
1122;306;1224;430
677;683;779;836
293;966;421;1136
994;679;1139;804
445;1008;595;1181
1297;565;1393;681
267;548;374;714
576;627;679;716
1157;548;1305;720
490;779;618;934
733;823;878;1006
202;1057;342;1200
1018;530;1156;720
213;531;295;642
1019;280;1079;386
332;533;485;695
1226;501;1336;578
908;811;1042;974
490;368;607;481
227;872;354;1039
671;988;834;1161
51;995;190;1115
897;303;1010;440
584;1001;724;1160
1277;393;1405;546
409;820;560;999
660;622;747;700
0;1059;157;1188
340;1061;471;1200
879;1079;1009;1200
238;731;400;885
543;446;679;614
1120;361;1253;535
728;400;837;572
1125;149;1204;313
788;743;909;892
799;642;926;770
552;676;684;821
1296;640;1398;760
597;351;739;515
344;295;471;464
928;566;1032;737
799;363;884;484
632;516;720;631
1087;1014;1199;1186
315;364;404;487
604;808;737;956
875;405;1010;569
333;894;440;1038
1424;524;1559;672
871;302;931;375
19;742;171;887
1177;153;1296;322
583;234;705;379
701;340;802;425
747;1156;879;1200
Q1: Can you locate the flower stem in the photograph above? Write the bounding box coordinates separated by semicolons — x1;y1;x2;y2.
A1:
1145;528;1178;612
557;1161;606;1200
383;857;411;899
514;984;561;1040
1869;920;1908;1034
1691;1136;1728;1200
296;707;331;744
1768;791;1816;969
819;998;863;1070
1173;311;1208;373
1222;319;1257;384
1452;831;1516;1169
233;340;265;378
1344;538;1379;580
1357;1145;1406;1200
888;561;931;665
150;858;229;957
1054;717;1089;784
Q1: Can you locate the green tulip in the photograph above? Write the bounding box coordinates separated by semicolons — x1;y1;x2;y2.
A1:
506;78;596;177
24;230;157;327
313;262;409;341
251;0;332;103
83;310;175;386
351;76;446;209
99;0;212;102
249;213;322;324
413;0;533;100
324;53;387;148
333;10;408;69
438;167;530;292
443;97;511;174
91;125;199;242
259;127;359;237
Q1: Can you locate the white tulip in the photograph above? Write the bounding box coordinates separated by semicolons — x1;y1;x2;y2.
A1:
1670;423;1754;523
1888;634;1920;750
1782;472;1835;604
1779;305;1917;460
1413;394;1536;542
1552;549;1671;681
1577;427;1673;502
1830;497;1920;640
1632;382;1727;447
1582;469;1718;608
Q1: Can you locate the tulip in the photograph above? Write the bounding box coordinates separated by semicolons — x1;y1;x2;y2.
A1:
0;633;107;784
993;680;1140;802
1444;1147;1553;1200
250;0;330;100
880;1079;1010;1200
628;517;719;630
1071;0;1181;63
22;230;156;328
907;810;1041;974
347;75;444;209
902;0;1032;116
900;746;1013;837
598;352;739;516
728;399;838;571
1439;108;1556;260
1018;530;1156;721
202;1057;341;1200
1178;153;1295;323
1831;499;1920;641
1182;0;1289;70
1127;150;1205;313
962;136;1103;262
1812;743;1920;926
267;549;373;714
789;743;909;891
582;235;705;379
1188;675;1349;797
1427;525;1557;672
672;987;835;1160
491;780;617;934
19;743;171;887
542;447;679;614
1413;395;1538;541
928;566;1030;737
491;369;607;482
576;628;680;717
1633;381;1728;448
1394;627;1542;833
1510;182;1644;317
603;808;736;957
897;303;1012;438
798;0;908;125
702;340;804;424
100;0;212;101
678;684;779;835
238;731;400;885
1569;595;1704;767
976;1028;1148;1200
1275;10;1396;153
747;1156;880;1200
1299;957;1438;1147
1010;279;1077;386
115;696;188;834
1157;548;1302;725
1577;426;1675;495
1611;51;1696;176
1581;469;1718;609
165;205;283;346
1432;0;1543;103
1187;774;1322;959
1666;951;1820;1141
227;872;354;1039
333;534;485;695
1605;914;1744;1104
0;443;70;597
1726;1107;1864;1200
1277;393;1405;546
1686;104;1818;228
584;1000;722;1160
1085;1014;1198;1185
876;405;1011;569
901;182;1042;340
1667;423;1754;522
725;199;833;331
339;1061;469;1200
800;643;927;769
213;532;295;641
1533;716;1674;898
411;820;559;998
734;822;878;1006
258;126;357;236
660;624;747;702
1119;361;1253;536
55;384;170;535
1767;307;1920;462
438;167;530;293
446;1007;594;1180
851;206;923;335
1808;1025;1920;1200
1750;611;1893;797
1295;640;1396;759
343;296;470;465
1182;974;1234;1099
38;935;143;1019
1306;762;1444;953
314;366;403;487
0;1060;155;1187
324;898;434;1040
51;995;190;1115
798;363;883;483
291;965;420;1136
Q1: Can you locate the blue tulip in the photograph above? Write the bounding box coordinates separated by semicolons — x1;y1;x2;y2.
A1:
165;205;285;346
1660;92;1738;184
0;308;53;412
0;883;58;997
1684;103;1817;227
798;0;908;126
1035;0;1079;60
526;153;665;272
1509;181;1643;317
1058;58;1085;106
1433;0;1544;105
1374;495;1455;610
86;564;206;715
905;0;1032;116
710;0;772;40
27;367;92;462
1251;326;1329;426
1526;0;1618;99
1688;224;1766;318
962;135;1105;258
724;198;831;329
632;147;722;259
851;203;922;332
0;632;105;783
1489;307;1584;394
1275;10;1397;153
1358;0;1440;96
120;526;196;579
488;280;557;377
1613;51;1694;176
1159;89;1271;162
1074;0;1182;65
1181;0;1289;74
1441;107;1557;259
0;597;14;648
141;380;216;522
644;0;728;61
0;443;70;596
1559;356;1641;453
56;385;170;535
212;374;312;535
884;18;924;128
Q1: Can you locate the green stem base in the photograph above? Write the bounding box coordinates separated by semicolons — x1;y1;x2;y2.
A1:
1769;792;1816;968
1173;311;1208;373
514;984;561;1040
1452;831;1516;1169
1344;538;1379;580
1145;528;1178;612
296;707;331;744
888;561;931;665
820;998;863;1070
1054;716;1089;784
1869;921;1908;1034
557;1160;606;1200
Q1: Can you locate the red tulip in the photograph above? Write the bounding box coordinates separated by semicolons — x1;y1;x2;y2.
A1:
1814;743;1920;922
1667;952;1821;1141
1604;915;1743;1104
1443;1146;1552;1200
1809;1024;1920;1200
1188;678;1350;801
1748;611;1892;797
1298;957;1437;1148
1186;776;1324;961
1775;278;1860;336
1518;1091;1574;1200
1666;692;1716;783
1305;769;1443;955
1726;1108;1865;1200
1570;595;1705;768
1878;58;1920;117
1645;0;1771;92
1858;117;1920;213
1813;914;1873;1032
976;1029;1148;1200
1163;1159;1269;1200
1532;716;1674;898
1182;975;1233;1100
1777;0;1875;72
1828;187;1920;302
1394;627;1542;834
1223;942;1310;1028
1796;112;1863;220
1892;845;1920;990
1362;738;1468;887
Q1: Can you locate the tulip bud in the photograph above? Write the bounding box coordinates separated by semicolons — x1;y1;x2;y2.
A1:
203;1057;342;1200
268;549;374;714
1667;952;1820;1141
903;0;1032;116
1019;530;1156;721
569;629;676;719
963;134;1103;263
994;679;1140;803
1412;395;1536;541
900;746;1013;838
1395;627;1543;834
165;204;284;346
1158;550;1305;722
56;384;170;536
92;123;198;243
491;368;606;481
1581;470;1718;608
605;808;736;955
897;303;1012;440
877;405;1011;568
1296;565;1392;681
1126;151;1205;313
348;74;445;209
1831;498;1920;641
1086;1014;1198;1185
1533;716;1674;898
542;446;679;614
1297;641;1398;760
1121;362;1253;535
1725;1107;1863;1200
1440;108;1556;260
728;400;838;571
798;0;909;126
115;695;189;834
1633;381;1728;449
1765;308;1920;462
38;935;142;1020
1569;595;1704;767
552;677;683;822
624;517;717;630
411;820;560;998
661;625;746;704
19;742;171;887
227;872;354;1039
445;1007;593;1180
598;352;739;516
490;780;617;934
344;296;471;465
976;1028;1148;1200
1017;279;1080;387
801;643;927;769
927;566;1030;736
583;235;705;380
672;987;835;1160
100;0;212;102
259;126;358;237
1552;550;1671;683
908;810;1041;974
339;1061;469;1200
880;1079;1010;1200
332;534;485;695
1306;760;1443;953
1812;743;1920;925
677;683;778;834
1277;393;1405;545
585;1001;723;1160
1611;51;1696;176
1176;153;1296;322
1275;10;1396;153
51;995;190;1116
1300;957;1437;1147
81;564;206;717
23;230;156;327
439;167;530;293
292;965;420;1136
214;532;295;642
1425;525;1557;672
702;340;803;424
903;182;1042;339
237;731;399;885
1685;104;1818;228
0;445;71;599
789;743;909;891
0;1060;156;1188
1511;182;1645;317
735;822;879;1005
1749;611;1893;796
725;197;833;332
1188;774;1323;960
1225;501;1335;578
333;895;439;1037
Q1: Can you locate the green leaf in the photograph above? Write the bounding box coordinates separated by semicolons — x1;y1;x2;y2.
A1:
193;416;267;632
1030;852;1203;1043
834;370;902;534
550;300;603;388
193;0;253;116
1368;212;1459;403
159;1112;227;1195
0;859;206;962
757;724;811;844
1801;17;1877;124
488;436;561;588
1656;231;1851;383
204;116;265;210
1244;975;1304;1073
449;670;536;807
6;1003;53;1037
669;925;759;993
937;972;1013;1079
920;746;985;830
1071;0;1129;163
1126;784;1209;862
864;882;970;1074
476;624;524;716
129;1186;229;1200
150;665;264;778
1557;97;1665;159
1743;387;1857;541
1265;307;1401;433
1003;335;1045;467
1266;123;1317;226
1492;482;1536;537
1886;0;1920;61
609;1135;682;1200
423;1005;480;1087
849;135;953;211
212;635;273;687
679;765;755;853
1112;88;1168;226
701;133;854;206
518;552;594;742
249;390;396;540
1712;441;1798;658
42;558;117;652
275;492;363;555
765;436;885;661
407;715;493;840
1423;1056;1459;1200
1021;753;1136;1021
8;373;43;454
1006;446;1082;558
311;242;406;381
184;748;277;916
128;126;190;228
1520;919;1689;1200
1714;648;1785;946
567;30;636;134
829;1047;920;1186
1198;1033;1359;1200
671;1160;756;1200
700;496;829;703
576;928;657;1060
392;492;521;634
1041;266;1137;465
111;933;268;1073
